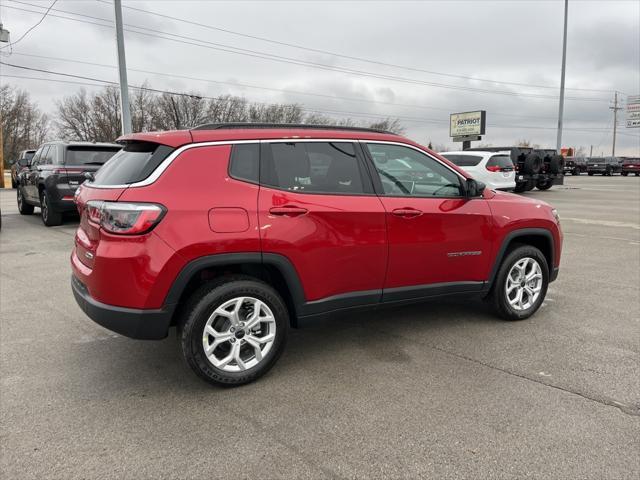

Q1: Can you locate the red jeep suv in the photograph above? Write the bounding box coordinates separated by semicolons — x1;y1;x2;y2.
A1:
71;124;562;386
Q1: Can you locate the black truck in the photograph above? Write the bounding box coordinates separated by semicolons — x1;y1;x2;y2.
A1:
16;141;122;226
465;146;564;192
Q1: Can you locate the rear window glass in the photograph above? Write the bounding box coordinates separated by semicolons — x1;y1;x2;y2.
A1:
65;146;121;166
92;143;173;185
229;144;259;183
487;155;513;168
24;151;35;160
441;154;483;167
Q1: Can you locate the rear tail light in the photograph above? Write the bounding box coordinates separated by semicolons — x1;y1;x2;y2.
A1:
85;201;165;235
486;165;502;172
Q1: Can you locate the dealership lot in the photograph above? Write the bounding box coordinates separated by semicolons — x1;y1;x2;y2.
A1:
1;176;638;479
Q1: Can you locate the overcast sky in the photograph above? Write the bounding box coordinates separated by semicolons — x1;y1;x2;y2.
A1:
1;0;638;155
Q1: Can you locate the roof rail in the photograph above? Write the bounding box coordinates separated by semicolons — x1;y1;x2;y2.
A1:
191;122;396;134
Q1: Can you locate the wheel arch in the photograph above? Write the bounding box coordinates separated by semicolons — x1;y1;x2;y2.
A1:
165;253;305;328
488;228;554;289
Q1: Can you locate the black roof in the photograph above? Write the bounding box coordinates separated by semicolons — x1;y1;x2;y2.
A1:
191;122;396;135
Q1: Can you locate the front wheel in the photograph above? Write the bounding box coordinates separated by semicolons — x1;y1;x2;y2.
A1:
17;187;34;215
178;276;288;386
489;245;549;321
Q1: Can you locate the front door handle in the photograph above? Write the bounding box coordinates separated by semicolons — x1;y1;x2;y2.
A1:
391;208;423;218
269;206;308;217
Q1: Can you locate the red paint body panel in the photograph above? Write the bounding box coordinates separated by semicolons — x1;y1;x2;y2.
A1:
258;187;387;301
379;196;493;287
72;128;562;319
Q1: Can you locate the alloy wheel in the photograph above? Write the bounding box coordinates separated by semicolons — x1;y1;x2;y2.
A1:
505;257;543;311
202;296;276;372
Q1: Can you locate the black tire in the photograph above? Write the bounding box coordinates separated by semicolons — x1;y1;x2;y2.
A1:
588;172;594;176
17;187;34;215
178;276;288;386
605;167;612;176
513;183;527;193
489;245;549;321
40;190;63;226
536;179;553;190
524;180;535;191
635;173;639;177
549;154;564;174
523;153;542;174
621;172;628;176
573;168;579;176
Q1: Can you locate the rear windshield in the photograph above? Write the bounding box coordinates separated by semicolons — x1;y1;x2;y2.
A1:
588;158;605;164
65;146;121;166
487;155;514;168
441;154;483;167
91;142;174;185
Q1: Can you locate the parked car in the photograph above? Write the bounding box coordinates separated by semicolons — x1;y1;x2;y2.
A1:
17;141;121;226
464;147;564;192
563;156;587;175
586;157;622;176
620;157;640;176
10;149;36;188
71;123;563;386
439;150;515;191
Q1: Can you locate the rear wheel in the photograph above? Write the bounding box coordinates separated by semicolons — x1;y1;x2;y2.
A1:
490;245;549;321
178;276;288;386
588;172;594;176
621;172;628;176
40;190;63;226
17;187;34;215
536;179;553;190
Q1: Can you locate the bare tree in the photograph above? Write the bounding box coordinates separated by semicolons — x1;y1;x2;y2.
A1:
368;117;405;134
55;87;121;142
0;85;49;163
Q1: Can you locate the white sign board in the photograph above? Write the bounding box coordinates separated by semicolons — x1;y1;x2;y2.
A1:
627;95;640;128
450;111;486;137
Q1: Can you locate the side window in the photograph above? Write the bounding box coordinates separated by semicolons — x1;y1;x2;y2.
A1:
229;144;259;183
366;143;463;197
262;142;366;194
41;146;54;165
31;147;44;166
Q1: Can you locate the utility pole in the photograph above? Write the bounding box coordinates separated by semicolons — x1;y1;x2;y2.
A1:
556;0;569;154
610;92;622;157
0;20;9;188
114;0;132;135
589;145;593;157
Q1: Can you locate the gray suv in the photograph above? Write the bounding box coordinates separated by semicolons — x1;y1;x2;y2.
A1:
17;141;121;226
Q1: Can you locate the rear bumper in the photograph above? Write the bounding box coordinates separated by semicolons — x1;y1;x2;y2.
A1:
71;275;173;340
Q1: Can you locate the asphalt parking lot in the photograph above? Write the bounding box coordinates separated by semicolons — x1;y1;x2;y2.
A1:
1;175;639;479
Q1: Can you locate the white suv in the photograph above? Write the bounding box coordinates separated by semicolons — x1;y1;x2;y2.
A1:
440;151;516;191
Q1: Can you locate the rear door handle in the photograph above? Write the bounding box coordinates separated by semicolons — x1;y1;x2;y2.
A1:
391;208;423;218
269;206;308;217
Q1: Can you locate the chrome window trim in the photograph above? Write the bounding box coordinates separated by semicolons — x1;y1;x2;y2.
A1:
85;137;452;190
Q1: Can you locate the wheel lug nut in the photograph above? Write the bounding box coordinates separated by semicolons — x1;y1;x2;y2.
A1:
240;322;245;327
230;327;235;333
230;338;235;343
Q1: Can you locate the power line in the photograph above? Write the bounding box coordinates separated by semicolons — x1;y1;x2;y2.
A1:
92;0;614;94
4;64;635;138
11;51;564;122
0;0;58;50
3;1;609;102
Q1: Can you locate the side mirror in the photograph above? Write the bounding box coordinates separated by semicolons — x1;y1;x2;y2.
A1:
84;172;95;182
465;178;486;198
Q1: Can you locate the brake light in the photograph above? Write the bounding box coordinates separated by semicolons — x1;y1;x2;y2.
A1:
486;165;502;172
85;201;165;235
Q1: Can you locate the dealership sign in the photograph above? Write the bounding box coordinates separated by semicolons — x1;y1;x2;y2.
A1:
627;95;640;128
450;110;486;137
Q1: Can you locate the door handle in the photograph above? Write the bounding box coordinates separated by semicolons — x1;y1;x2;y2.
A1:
391;208;423;218
269;206;308;217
